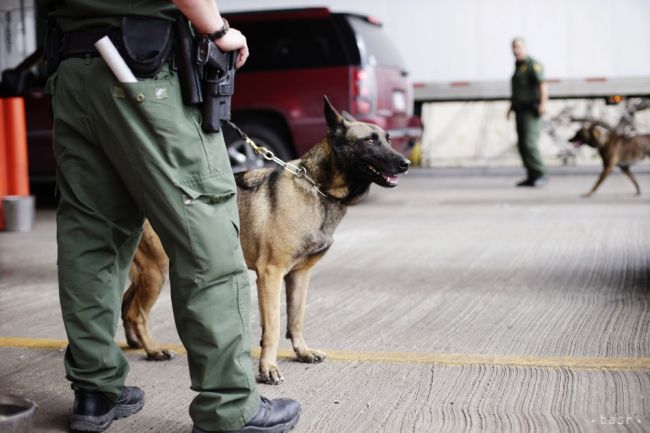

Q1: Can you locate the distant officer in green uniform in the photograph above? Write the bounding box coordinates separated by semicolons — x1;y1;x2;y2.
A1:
39;0;300;432
508;37;549;187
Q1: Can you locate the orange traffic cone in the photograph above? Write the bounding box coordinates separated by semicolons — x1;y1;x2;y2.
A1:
1;97;31;230
4;97;30;196
0;99;7;229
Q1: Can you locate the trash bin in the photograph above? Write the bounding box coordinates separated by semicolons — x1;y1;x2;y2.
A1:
2;196;35;232
0;394;37;433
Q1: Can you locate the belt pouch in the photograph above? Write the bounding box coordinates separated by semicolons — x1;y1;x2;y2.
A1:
121;16;173;78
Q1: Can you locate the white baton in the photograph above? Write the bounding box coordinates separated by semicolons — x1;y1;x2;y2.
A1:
94;36;138;83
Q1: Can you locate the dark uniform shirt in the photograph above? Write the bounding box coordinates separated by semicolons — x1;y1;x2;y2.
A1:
511;56;544;112
37;0;179;32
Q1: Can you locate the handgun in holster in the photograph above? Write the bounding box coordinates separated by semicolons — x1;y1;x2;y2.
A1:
196;36;236;133
175;16;236;134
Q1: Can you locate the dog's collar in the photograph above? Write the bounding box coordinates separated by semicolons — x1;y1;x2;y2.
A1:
296;162;343;206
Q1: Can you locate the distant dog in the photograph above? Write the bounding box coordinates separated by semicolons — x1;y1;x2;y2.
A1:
569;124;650;196
122;97;410;384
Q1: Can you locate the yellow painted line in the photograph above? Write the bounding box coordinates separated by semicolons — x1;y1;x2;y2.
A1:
0;337;70;351
1;336;649;371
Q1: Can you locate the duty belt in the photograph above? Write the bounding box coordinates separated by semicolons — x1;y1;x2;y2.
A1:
59;27;123;59
57;17;176;79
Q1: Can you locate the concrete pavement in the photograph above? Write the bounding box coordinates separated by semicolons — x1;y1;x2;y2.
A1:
1;167;649;432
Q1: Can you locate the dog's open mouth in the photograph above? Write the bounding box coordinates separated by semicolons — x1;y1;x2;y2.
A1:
367;165;400;187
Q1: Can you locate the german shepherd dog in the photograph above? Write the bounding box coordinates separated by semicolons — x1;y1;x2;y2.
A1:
569;124;650;196
122;97;410;384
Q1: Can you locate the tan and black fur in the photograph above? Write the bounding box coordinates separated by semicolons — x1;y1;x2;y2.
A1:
122;97;410;384
569;124;650;196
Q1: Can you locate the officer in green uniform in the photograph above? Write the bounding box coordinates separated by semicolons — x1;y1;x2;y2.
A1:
39;1;300;432
508;37;549;187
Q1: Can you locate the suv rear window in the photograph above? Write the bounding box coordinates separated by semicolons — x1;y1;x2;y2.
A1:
230;18;348;71
346;16;405;70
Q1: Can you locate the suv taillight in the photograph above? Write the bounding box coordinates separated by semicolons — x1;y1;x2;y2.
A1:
351;67;376;117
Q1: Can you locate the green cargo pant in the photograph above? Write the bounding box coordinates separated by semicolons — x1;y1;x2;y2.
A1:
515;111;546;179
47;58;260;432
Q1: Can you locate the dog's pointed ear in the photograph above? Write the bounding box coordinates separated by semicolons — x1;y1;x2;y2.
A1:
324;95;346;135
592;125;610;146
341;111;357;122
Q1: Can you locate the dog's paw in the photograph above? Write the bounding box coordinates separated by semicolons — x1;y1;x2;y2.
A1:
296;349;326;364
257;364;284;385
581;192;593;198
145;349;175;361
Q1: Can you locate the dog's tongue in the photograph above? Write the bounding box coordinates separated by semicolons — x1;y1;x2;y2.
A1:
384;174;399;185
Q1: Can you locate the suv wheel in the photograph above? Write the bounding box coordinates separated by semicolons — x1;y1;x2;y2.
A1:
224;123;293;173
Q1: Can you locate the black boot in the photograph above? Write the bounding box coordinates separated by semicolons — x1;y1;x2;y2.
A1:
69;386;144;432
516;177;535;187
193;396;300;433
516;175;548;187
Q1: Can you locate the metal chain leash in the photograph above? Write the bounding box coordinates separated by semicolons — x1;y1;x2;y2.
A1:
224;120;340;204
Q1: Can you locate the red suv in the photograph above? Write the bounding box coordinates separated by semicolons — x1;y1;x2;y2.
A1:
224;7;421;171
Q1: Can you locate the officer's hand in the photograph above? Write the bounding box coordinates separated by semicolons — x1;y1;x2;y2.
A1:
214;28;249;69
537;102;546;116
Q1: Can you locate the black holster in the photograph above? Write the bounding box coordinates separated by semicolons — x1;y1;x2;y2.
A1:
196;36;236;133
175;16;236;133
44;17;62;77
175;16;203;106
